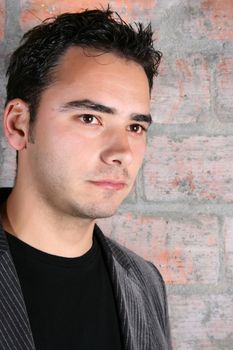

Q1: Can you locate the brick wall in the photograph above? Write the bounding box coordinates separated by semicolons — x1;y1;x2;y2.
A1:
0;1;233;349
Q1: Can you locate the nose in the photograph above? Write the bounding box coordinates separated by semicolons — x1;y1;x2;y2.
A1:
100;130;133;167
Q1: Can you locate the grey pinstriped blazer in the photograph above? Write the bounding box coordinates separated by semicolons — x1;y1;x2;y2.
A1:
0;188;172;350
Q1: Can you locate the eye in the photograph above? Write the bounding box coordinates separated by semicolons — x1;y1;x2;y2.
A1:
79;114;100;125
128;124;147;134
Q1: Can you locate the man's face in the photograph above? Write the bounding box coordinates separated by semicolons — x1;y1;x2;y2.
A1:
25;47;151;219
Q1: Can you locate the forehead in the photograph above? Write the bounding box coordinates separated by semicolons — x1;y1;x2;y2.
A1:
37;46;151;118
53;47;150;101
56;46;148;82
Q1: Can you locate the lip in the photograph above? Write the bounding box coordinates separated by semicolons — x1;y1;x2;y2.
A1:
88;180;127;190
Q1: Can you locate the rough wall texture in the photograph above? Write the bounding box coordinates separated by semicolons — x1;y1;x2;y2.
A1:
0;1;233;349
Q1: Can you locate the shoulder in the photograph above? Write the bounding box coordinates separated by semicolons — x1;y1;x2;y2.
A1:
105;235;170;331
95;224;166;295
103;233;166;296
95;226;172;348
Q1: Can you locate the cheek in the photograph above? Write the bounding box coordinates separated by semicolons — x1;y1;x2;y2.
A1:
131;141;147;169
38;123;91;153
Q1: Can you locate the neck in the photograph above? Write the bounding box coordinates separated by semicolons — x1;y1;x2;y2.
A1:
1;185;95;258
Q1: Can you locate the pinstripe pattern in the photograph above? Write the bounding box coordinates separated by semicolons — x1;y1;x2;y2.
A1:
0;226;35;350
95;225;172;350
0;188;171;349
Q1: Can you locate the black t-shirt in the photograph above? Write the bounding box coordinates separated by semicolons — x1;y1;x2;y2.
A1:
6;232;122;350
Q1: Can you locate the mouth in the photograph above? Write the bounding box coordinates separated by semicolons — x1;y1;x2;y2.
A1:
88;179;127;191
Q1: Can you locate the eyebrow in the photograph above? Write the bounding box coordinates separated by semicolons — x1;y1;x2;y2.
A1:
131;114;152;124
60;99;115;114
59;99;152;125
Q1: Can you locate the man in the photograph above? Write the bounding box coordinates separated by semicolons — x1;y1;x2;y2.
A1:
0;7;171;350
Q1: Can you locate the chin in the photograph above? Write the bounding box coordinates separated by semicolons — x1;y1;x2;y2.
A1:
68;201;120;219
88;207;118;219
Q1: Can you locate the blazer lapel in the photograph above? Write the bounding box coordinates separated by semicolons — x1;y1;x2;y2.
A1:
95;225;151;350
0;226;35;350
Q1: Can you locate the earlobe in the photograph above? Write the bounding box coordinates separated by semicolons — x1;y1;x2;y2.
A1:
3;98;30;151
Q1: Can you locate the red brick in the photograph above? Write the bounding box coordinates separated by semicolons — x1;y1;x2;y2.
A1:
20;0;156;30
169;294;233;349
98;213;219;285
20;0;109;29
111;0;156;14
216;58;233;122
151;55;210;124
111;0;156;21
224;217;233;281
144;135;233;202
201;0;233;40
0;0;5;41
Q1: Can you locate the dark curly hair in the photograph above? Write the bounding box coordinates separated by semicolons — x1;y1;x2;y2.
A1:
6;7;162;123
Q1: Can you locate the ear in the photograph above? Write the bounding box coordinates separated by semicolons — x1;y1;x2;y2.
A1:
3;99;30;151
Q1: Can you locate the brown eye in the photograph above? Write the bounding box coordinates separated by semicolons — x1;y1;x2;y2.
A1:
129;124;146;134
79;114;99;124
